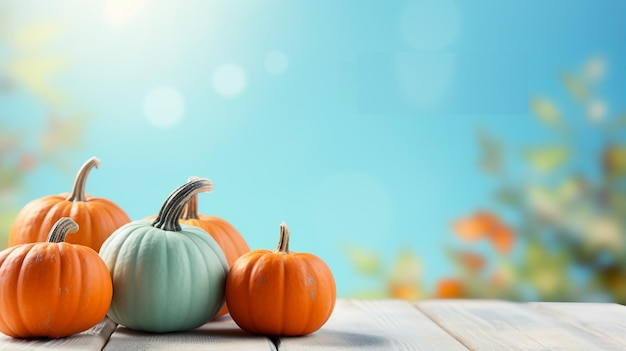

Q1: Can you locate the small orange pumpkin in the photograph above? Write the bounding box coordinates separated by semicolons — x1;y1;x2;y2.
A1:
0;217;113;338
147;176;250;318
8;157;131;251
225;222;336;336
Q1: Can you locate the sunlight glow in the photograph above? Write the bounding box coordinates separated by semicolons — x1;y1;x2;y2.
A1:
104;0;147;29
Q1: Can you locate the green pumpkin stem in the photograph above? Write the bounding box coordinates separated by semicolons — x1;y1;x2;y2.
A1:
46;217;79;243
152;178;213;231
181;176;201;220
276;221;290;254
67;157;100;202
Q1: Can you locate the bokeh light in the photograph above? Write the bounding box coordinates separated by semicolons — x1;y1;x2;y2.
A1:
143;86;185;129
212;63;247;97
264;50;289;75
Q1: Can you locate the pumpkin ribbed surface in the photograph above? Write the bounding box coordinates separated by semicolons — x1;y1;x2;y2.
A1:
225;222;336;336
0;218;112;338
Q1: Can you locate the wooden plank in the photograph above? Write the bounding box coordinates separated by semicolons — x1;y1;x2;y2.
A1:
102;314;275;351
530;302;626;347
416;300;626;351
0;317;117;351
275;299;468;351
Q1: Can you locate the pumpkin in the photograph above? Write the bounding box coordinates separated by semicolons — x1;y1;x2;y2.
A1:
146;176;250;318
99;178;228;333
8;157;131;252
0;217;113;338
225;222;336;336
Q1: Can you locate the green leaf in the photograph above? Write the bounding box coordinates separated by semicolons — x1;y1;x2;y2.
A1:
493;186;522;209
606;113;626;134
523;145;570;173
0;211;18;250
0;167;22;189
530;97;561;127
344;245;383;276
602;145;626;177
561;73;588;101
476;127;502;174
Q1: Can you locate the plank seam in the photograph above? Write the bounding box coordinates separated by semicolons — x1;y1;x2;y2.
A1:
100;322;119;351
269;335;280;351
412;302;471;350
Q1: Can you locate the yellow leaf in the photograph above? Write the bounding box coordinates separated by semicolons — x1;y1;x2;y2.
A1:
561;73;588;101
524;145;570;173
387;249;423;299
583;56;605;82
389;248;421;282
8;57;68;104
12;21;65;52
602;144;626;176
530;97;561;126
344;245;382;276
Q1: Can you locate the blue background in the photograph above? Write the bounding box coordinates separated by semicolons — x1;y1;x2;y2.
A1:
1;0;625;297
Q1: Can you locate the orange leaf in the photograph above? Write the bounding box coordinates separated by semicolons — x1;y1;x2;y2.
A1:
453;211;515;254
457;251;486;273
490;223;515;254
435;279;464;299
452;211;498;241
389;282;421;300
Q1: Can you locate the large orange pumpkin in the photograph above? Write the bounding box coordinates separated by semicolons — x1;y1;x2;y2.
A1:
179;182;250;266
147;176;250;317
225;222;336;336
0;217;113;338
8;157;130;251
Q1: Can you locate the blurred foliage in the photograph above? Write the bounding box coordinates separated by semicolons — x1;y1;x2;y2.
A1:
443;56;626;304
0;15;87;249
347;56;626;303
345;245;426;299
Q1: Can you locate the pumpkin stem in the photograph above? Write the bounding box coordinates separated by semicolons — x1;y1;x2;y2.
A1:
276;221;290;253
67;157;100;202
181;176;201;220
46;217;79;243
152;178;213;231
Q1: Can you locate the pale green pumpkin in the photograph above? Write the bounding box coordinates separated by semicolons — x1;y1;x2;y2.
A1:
99;178;228;333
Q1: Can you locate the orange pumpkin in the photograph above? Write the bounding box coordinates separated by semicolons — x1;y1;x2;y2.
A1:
225;222;336;336
147;176;250;317
0;217;113;338
179;182;250;266
8;157;130;251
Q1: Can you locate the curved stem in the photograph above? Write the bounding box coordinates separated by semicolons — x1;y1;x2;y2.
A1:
181;176;201;220
67;157;100;202
152;178;213;231
181;195;200;220
276;221;290;254
46;217;79;243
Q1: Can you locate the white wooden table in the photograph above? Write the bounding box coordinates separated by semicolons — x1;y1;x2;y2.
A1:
1;299;625;350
